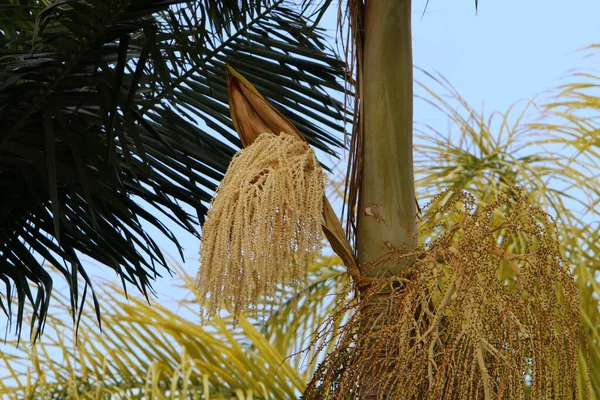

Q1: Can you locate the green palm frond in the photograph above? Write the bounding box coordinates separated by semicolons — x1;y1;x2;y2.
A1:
0;0;347;337
0;256;348;399
415;70;600;229
189;1;274;39
1;0;195;341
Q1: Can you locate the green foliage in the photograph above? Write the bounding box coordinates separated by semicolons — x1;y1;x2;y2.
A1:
0;258;347;399
2;64;600;396
0;0;347;337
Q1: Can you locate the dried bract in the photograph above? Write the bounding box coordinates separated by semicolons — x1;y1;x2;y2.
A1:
196;132;324;320
304;190;584;400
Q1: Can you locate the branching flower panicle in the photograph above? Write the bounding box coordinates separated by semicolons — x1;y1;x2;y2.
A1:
196;132;324;320
304;189;584;400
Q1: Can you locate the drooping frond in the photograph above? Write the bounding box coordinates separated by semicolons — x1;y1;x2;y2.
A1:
0;0;193;340
0;274;307;399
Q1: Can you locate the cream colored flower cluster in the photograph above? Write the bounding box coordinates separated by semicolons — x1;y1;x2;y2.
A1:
196;132;324;320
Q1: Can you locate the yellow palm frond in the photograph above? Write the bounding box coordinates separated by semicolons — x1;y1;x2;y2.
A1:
0;256;346;399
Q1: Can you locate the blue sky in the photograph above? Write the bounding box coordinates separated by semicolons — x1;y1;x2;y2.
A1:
413;0;600;110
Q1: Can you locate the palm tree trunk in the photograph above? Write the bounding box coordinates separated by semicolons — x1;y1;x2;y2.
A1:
357;1;416;397
357;0;416;271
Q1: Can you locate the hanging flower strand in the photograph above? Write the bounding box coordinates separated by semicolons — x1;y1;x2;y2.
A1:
196;132;324;320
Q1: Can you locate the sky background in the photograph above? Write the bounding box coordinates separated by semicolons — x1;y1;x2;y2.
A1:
412;0;600;111
147;0;600;299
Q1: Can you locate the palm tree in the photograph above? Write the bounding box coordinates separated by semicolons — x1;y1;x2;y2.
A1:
1;0;598;398
2;74;599;397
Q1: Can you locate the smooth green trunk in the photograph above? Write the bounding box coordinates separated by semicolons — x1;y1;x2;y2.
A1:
357;0;416;276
